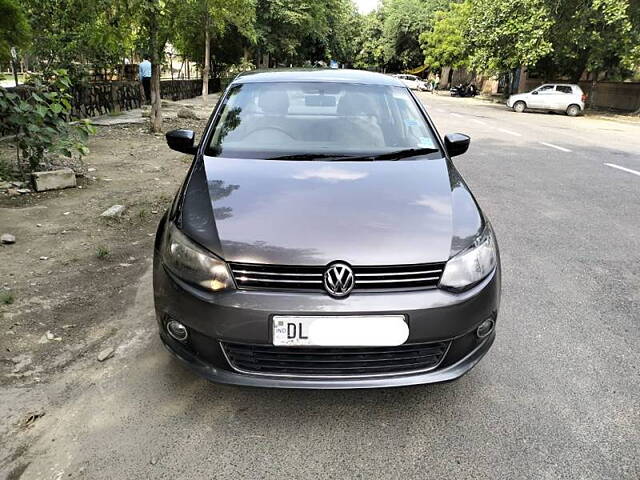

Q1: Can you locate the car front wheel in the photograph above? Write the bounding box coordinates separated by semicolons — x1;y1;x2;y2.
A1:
566;104;581;117
513;101;526;113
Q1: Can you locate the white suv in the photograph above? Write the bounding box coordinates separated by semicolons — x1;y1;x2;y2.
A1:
507;84;586;116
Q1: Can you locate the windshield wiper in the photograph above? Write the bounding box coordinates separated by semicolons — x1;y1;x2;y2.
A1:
266;153;357;161
266;148;439;162
362;147;440;161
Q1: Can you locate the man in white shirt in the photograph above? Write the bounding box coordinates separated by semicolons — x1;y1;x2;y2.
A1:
139;54;152;104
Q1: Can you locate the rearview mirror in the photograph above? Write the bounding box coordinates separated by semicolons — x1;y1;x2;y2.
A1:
532;91;539;95
444;133;470;157
166;129;197;154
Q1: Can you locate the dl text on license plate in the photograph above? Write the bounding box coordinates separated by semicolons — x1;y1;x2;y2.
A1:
272;315;408;347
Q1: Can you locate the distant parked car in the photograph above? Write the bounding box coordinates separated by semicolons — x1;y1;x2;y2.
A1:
393;74;429;91
507;84;586;116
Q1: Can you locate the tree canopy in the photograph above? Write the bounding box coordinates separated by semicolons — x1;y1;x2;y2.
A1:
419;0;640;81
0;0;31;64
419;1;471;70
5;0;639;85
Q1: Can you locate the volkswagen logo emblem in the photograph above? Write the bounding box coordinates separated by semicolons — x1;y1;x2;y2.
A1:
324;262;355;298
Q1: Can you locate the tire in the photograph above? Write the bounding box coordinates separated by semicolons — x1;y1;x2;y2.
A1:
513;101;526;113
566;104;580;117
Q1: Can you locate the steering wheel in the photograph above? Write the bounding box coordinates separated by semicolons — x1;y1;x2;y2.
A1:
244;126;296;140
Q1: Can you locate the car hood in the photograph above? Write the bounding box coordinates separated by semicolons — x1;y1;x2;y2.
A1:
179;156;483;266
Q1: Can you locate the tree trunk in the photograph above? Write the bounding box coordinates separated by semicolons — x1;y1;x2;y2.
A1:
150;62;162;132
148;0;162;133
588;73;598;111
202;17;210;102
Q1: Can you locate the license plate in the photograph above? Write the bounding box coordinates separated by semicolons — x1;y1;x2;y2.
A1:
272;315;408;347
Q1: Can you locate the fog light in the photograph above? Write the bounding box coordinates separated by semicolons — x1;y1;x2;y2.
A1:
166;320;188;342
476;318;494;338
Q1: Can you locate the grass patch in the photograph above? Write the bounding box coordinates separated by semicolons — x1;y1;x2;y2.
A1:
96;245;110;259
1;291;15;305
107;110;124;117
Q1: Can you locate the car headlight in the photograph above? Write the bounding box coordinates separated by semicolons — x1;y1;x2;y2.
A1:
439;224;497;292
162;222;234;292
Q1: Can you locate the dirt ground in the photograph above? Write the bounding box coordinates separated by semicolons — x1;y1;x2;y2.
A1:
0;98;215;389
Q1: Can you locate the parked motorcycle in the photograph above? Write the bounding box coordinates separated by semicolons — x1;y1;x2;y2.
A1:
450;83;477;97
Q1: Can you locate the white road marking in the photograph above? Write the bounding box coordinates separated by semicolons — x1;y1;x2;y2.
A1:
540;142;571;152
472;119;487;126
498;128;522;137
604;163;640;177
451;113;464;118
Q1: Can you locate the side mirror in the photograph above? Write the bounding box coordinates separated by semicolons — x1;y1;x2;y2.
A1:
444;133;470;157
166;129;197;154
532;91;539;95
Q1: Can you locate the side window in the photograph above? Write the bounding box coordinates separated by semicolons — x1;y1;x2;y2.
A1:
536;85;554;93
556;86;573;94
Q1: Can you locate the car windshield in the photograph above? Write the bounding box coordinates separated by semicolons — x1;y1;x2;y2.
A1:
205;82;441;159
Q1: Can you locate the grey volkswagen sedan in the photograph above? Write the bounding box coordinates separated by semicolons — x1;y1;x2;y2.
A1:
153;69;501;389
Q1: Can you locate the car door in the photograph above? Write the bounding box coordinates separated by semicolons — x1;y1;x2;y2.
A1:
528;84;555;109
552;85;574;111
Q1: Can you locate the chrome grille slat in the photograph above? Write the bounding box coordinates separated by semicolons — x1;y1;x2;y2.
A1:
356;269;442;277
236;277;322;284
229;262;446;292
356;276;440;284
232;269;322;277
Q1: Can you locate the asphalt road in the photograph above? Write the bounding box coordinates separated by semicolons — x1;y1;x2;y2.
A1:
4;93;639;480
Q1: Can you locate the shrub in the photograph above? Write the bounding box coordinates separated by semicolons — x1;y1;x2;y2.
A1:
0;291;15;305
96;245;110;259
0;69;95;180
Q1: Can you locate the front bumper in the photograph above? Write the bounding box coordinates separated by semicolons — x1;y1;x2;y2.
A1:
161;329;495;389
153;253;501;389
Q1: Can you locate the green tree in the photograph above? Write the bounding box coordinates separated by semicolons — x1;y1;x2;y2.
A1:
539;0;640;82
355;11;386;70
135;0;177;132
252;0;358;67
324;0;361;66
380;0;450;70
467;0;553;74
198;0;255;99
0;0;30;65
255;0;330;65
419;1;472;70
23;0;137;79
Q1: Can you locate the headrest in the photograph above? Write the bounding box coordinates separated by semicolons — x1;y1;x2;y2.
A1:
336;93;377;116
258;90;289;115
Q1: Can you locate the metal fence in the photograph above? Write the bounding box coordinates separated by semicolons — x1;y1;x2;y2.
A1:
2;77;234;122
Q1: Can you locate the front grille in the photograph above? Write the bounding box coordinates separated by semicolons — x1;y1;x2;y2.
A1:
221;341;450;377
229;262;445;292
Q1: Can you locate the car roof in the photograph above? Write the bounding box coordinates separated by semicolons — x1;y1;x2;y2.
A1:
540;83;580;87
231;69;405;87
